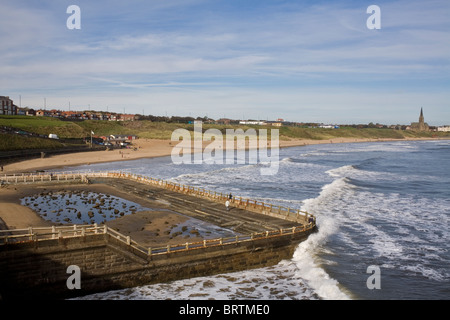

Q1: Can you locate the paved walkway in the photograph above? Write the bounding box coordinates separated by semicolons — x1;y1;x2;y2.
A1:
93;177;302;235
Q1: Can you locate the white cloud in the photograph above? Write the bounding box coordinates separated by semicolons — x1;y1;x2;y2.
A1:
1;0;449;125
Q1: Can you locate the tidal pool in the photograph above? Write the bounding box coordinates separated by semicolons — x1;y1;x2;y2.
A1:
21;190;150;225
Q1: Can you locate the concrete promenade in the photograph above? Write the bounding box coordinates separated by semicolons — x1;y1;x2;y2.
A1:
95;177;304;235
0;172;316;299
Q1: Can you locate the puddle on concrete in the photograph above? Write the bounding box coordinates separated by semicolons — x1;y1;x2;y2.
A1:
168;217;240;240
20;190;241;242
21;190;150;225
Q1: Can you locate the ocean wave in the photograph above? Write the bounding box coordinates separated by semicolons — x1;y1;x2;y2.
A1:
326;165;359;178
75;262;319;300
301;177;353;212
291;215;351;300
290;177;355;300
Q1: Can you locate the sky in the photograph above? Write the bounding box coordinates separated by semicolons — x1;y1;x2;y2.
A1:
1;0;449;125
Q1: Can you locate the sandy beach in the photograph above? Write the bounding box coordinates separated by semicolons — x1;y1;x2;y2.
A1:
2;136;445;174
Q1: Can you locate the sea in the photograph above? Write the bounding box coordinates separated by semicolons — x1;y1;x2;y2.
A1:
61;140;449;300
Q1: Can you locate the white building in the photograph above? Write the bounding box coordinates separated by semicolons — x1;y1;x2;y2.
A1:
239;121;267;126
437;126;450;132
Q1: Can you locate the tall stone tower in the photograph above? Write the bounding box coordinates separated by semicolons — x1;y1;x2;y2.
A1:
411;108;429;131
418;108;425;131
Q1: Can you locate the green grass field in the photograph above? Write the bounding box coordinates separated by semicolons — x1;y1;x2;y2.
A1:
0;133;64;151
1;115;448;152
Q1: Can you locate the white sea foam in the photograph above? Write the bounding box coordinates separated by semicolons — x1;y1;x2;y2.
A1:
76;262;319;300
68;141;450;300
290;176;354;300
291;225;351;300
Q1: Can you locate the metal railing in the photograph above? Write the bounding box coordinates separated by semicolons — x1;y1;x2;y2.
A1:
0;171;317;256
1;171;314;224
0;222;315;257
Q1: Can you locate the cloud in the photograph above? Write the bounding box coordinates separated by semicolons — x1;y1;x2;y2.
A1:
1;0;449;125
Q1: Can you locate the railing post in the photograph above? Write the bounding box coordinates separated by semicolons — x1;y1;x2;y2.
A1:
148;247;152;255
52;226;56;239
126;236;131;245
167;244;171;253
28;227;33;241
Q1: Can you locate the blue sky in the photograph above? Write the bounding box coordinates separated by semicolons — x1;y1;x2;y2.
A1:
1;0;449;125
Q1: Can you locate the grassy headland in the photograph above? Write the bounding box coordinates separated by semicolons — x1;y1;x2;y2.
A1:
1;115;449;152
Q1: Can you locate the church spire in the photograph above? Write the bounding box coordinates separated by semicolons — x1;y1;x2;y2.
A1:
419;107;425;131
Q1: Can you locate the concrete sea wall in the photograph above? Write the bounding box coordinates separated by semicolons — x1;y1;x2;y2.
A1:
0;171;317;300
0;227;314;300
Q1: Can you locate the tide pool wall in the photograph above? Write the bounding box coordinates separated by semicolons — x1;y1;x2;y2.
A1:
0;227;314;300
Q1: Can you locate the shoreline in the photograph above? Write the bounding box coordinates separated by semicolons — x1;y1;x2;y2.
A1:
3;136;448;175
1;136;447;243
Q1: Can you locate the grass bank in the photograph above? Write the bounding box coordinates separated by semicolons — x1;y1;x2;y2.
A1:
1;115;449;152
0;133;64;151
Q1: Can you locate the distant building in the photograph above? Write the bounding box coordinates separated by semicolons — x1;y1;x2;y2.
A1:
410;108;429;131
17;108;27;116
118;114;136;121
239;120;267;125
437;126;450;132
35;109;51;117
216;118;232;125
0;96;17;115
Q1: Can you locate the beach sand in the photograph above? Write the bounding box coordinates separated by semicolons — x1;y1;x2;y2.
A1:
2;136;442;174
